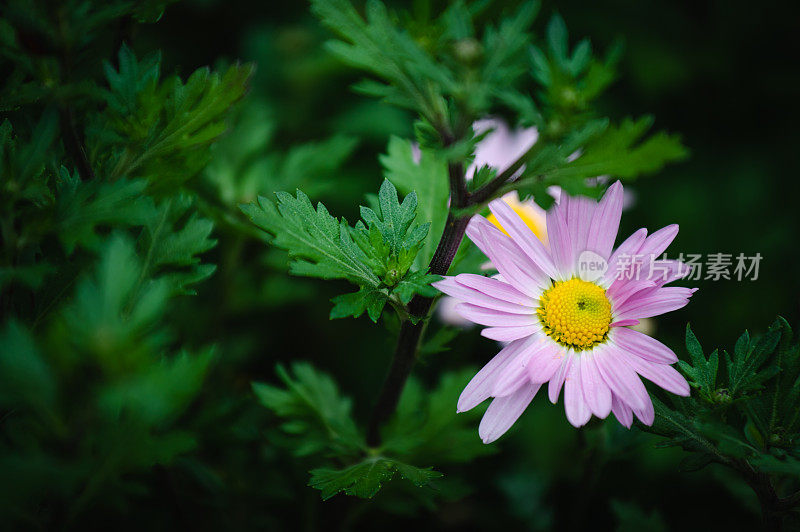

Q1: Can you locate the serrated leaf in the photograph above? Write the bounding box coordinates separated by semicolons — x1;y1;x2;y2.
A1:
392;271;440;304
55;171;156;253
678;324;719;400
252;362;363;457
359;179;426;254
550;117;688;182
60;234;172;367
96;46;253;190
137;196;217;295
380;136;448;269
330;287;387;322
241;190;381;287
308;457;441;500
727;326;781;397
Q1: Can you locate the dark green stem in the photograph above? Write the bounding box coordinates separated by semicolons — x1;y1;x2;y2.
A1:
366;137;470;446
366;213;469;446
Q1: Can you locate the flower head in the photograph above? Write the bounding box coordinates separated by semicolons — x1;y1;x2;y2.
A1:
433;181;695;442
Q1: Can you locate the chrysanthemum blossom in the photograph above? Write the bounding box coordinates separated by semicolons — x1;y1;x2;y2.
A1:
437;192;548;329
433;182;696;443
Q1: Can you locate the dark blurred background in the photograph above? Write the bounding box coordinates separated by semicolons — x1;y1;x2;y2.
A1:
129;0;800;529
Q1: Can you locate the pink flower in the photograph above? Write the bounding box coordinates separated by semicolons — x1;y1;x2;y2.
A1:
433;182;695;442
467;118;538;180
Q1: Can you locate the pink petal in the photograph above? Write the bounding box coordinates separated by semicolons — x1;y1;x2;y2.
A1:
492;338;540;396
607;279;656;307
479;382;540;443
481;325;540;342
546;202;574;277
475;224;546;297
486;199;559;279
632;394;655;425
604;228;648;284
610;319;640;328
593;345;649;411
586;181;623;259
563;195;596;256
455;274;534;306
637;224;679;259
548;351;574;403
468;218;544;280
615;287;696;320
649;259;691;286
433;277;535;314
564;361;593;427
611;327;678;364
526;341;565;383
611;394;634;428
580;353;612;418
458;340;527;412
455;303;538;327
622;354;690;396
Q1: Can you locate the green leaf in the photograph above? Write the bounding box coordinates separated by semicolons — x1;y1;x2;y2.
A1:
241;190;381;287
252;362;363;457
726;326;781;397
677;323;719;400
204;100;358;204
60;234;172;368
136;196;217;295
380;136;448;268
0;113;58;206
97;46;253;190
549;116;688;181
648;396;725;461
382;369;493;463
330;286;388;322
0;320;56;412
308;457;441;500
311;0;453;123
99;347;215;425
359;179;428;256
392;271;440;304
244;180;435;322
55;170;155;253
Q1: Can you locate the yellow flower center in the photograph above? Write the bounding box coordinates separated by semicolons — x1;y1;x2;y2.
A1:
537;278;612;350
487;199;546;242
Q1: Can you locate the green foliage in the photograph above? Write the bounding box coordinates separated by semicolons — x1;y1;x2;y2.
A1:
203;101;359;205
255;363;487;501
242;179;439;322
94;45;253;190
380;136;448;268
0;236;214;522
310;0;687;213
54;170;154;252
241;189;381;286
311;0;455;129
309;458;442;500
644;318;800;510
0;1;248;525
546;116;688;183
0;0;726;526
137;196;217;295
252;363;362;458
382;369;493;464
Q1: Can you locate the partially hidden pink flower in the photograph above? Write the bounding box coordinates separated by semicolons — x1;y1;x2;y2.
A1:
467;118;538;180
433;181;695;442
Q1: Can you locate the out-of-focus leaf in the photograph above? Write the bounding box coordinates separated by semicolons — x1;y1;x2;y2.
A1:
308;458;441;500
